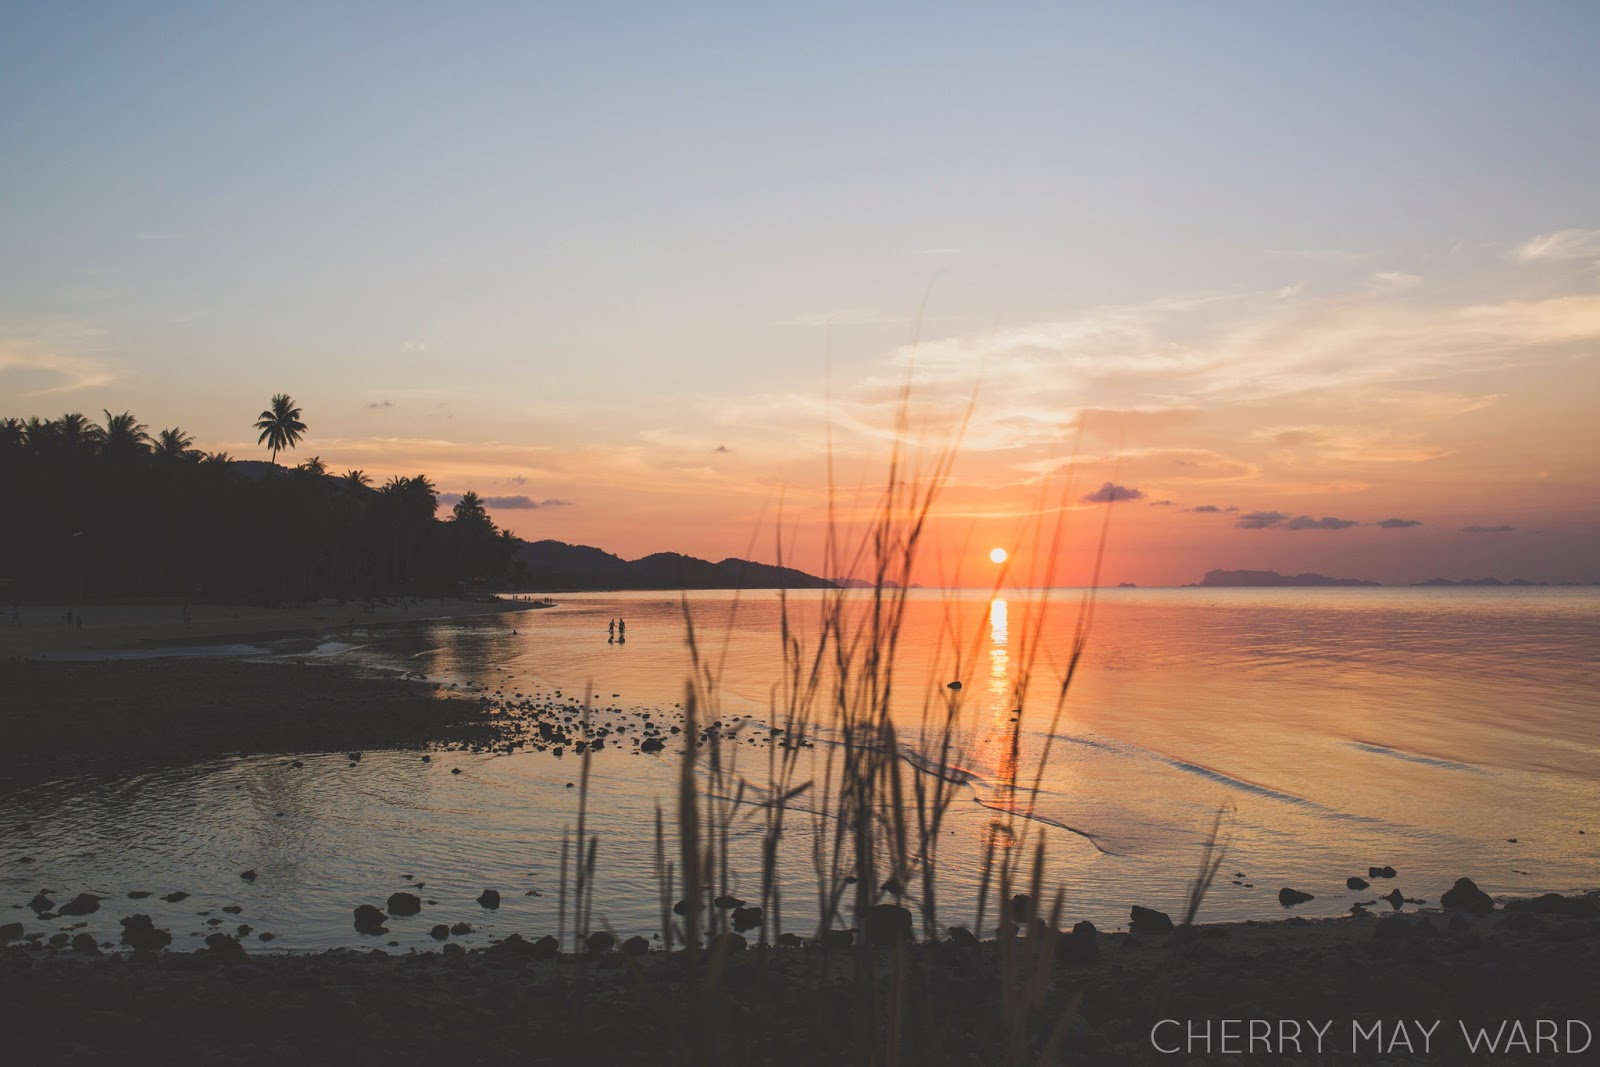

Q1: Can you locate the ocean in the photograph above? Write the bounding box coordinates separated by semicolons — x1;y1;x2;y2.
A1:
4;587;1596;952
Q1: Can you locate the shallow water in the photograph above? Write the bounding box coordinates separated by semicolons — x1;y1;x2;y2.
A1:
3;587;1597;953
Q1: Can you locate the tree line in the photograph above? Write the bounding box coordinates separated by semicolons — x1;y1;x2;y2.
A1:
0;400;524;604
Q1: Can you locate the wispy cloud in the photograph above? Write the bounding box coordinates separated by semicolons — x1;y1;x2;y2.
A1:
1285;514;1360;530
1376;518;1423;528
440;492;572;509
1514;228;1600;264
1236;510;1289;529
0;341;116;395
366;399;395;409
1462;524;1516;533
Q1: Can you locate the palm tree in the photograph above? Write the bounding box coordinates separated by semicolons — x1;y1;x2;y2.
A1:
101;410;151;457
297;455;327;477
342;469;371;490
254;394;307;465
156;427;196;459
452;490;489;525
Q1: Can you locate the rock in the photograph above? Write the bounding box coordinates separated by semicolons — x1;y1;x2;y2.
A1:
1346;877;1370;891
236;925;252;937
161;892;189;903
1058;920;1100;963
1278;888;1314;907
28;894;54;914
865;903;913;944
347;752;362;762
622;935;650;956
476;889;501;909
70;932;99;954
0;922;24;942
204;933;246;959
429;924;450;941
1441;877;1496;914
257;932;276;942
353;904;389;935
1368;866;1397;879
57;893;101;916
386;892;422;917
946;680;962;690
1009;894;1035;922
240;869;257;882
731;906;763;933
947;925;978;947
1384;889;1405;910
532;934;560;958
586;930;616;954
119;915;172;953
127;891;152;899
49;932;71;948
712;895;745;910
881;877;904;897
442;942;465;957
640;738;664;753
822;928;854;949
777;932;806;948
450;922;473;936
709;931;748;954
1129;906;1174;935
222;905;243;915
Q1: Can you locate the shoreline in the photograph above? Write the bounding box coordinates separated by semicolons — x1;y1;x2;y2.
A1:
3;901;1595;1064
0;596;549;661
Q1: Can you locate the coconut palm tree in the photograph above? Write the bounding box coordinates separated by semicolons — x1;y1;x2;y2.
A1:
101;410;151;456
451;490;489;525
342;469;371;490
254;394;307;465
155;427;196;459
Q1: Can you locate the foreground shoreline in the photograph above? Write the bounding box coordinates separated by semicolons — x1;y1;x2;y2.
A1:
2;901;1596;1065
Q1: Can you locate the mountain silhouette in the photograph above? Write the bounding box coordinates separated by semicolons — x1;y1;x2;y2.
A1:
514;539;836;591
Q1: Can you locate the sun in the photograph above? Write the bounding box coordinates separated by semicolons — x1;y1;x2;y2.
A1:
989;547;1008;564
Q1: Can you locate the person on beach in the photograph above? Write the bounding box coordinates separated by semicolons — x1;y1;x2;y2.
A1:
618;617;626;642
608;618;615;639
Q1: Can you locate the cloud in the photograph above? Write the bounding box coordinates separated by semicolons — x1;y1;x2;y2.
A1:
366;399;395;409
1187;504;1224;513
1376;518;1423;528
1514;229;1600;264
1081;481;1145;504
0;341;116;395
439;492;572;509
713;444;731;454
1462;524;1515;533
402;341;430;353
1373;272;1423;291
1285;515;1360;530
1235;511;1288;529
1148;499;1174;506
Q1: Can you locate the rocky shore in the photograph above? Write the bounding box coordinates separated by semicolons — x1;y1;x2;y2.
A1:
1;892;1596;1065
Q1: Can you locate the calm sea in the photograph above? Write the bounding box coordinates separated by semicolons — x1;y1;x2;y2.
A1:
4;588;1597;952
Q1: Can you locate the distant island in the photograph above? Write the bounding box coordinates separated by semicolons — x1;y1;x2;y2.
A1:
1412;577;1560;587
515;539;835;591
1192;569;1381;588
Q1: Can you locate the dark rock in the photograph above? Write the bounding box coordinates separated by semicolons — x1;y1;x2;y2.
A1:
476;889;501;909
880;877;904;897
1441;877;1495;914
1278;888;1314;907
429;924;450;941
450;922;473;936
1384;889;1405;910
70;932;99;954
353;904;389;935
257;932;276;942
127;891;152;899
709;931;748;954
120;915;172;953
222;905;243;915
28;894;53;914
865;903;913;944
204;933;246;959
1009;894;1035;922
947;925;978;947
586;930;615;954
347;752;362;762
712;895;745;910
947;680;962;690
443;941;465;957
1058;920;1100;963
1368;866;1397;879
1346;877;1370;891
386;892;422;917
236;925;252;937
732;906;763;933
240;869;257;882
161;892;189;903
777;932;806;948
1129;906;1174;935
822;928;854;949
0;922;24;942
57;893;100;916
1449;914;1471;933
622;935;650;956
641;737;665;753
532;934;559;958
49;932;71;948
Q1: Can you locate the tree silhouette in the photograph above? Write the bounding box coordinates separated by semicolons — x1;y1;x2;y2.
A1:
254;394;307;465
452;490;488;525
101;410;151;457
156;427;196;459
342;469;371;489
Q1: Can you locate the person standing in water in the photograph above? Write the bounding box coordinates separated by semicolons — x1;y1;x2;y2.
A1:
618;617;626;642
608;618;615;643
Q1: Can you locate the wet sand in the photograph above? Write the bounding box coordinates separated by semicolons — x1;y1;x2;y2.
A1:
0;596;546;660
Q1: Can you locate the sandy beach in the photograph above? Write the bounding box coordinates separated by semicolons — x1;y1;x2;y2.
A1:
0;596;547;661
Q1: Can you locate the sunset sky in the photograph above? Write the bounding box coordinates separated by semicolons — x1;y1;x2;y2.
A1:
4;3;1598;585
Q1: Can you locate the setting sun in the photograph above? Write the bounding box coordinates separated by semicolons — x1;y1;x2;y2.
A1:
989;547;1008;564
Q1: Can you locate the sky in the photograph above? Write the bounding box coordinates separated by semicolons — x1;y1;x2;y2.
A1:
3;2;1598;585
